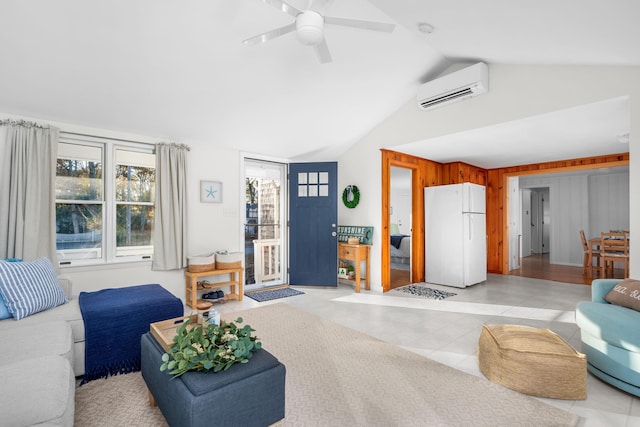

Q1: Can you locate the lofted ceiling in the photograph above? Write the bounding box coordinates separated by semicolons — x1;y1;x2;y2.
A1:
1;0;638;165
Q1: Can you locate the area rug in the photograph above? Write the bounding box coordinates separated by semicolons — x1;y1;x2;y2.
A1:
391;283;457;300
75;372;167;426
244;287;304;302
75;303;579;426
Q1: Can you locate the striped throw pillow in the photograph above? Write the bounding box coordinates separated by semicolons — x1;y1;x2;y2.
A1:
0;258;68;320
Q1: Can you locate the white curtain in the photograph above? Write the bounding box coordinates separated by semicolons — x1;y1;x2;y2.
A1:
152;142;189;270
0;120;59;263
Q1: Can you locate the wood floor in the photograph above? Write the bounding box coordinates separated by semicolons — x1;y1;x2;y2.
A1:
509;253;625;285
390;268;411;289
389;253;623;289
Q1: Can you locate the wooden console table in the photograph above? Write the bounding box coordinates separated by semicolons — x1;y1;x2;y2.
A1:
184;268;243;309
338;243;371;293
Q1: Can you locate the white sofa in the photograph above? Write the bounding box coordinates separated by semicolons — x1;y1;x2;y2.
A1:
0;278;85;375
0;278;82;427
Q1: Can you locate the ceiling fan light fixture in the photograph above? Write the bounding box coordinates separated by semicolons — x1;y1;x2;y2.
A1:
296;10;324;45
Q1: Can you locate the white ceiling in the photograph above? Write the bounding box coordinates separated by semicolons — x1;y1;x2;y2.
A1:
1;0;638;165
391;96;631;169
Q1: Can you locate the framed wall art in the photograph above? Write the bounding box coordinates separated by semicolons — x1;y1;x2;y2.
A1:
200;180;222;203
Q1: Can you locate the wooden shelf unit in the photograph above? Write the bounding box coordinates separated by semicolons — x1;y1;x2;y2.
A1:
338;243;371;293
184;267;243;309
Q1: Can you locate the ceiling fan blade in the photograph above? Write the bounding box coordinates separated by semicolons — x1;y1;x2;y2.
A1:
242;23;297;46
261;0;302;18
308;0;332;14
324;16;395;33
314;39;332;63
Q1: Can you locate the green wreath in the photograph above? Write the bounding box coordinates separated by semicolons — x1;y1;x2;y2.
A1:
342;185;360;208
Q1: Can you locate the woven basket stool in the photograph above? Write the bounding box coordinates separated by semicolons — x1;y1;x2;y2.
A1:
478;324;587;400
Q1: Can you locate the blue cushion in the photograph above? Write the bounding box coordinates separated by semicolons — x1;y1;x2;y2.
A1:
0;293;11;319
0;258;20;319
0;258;67;320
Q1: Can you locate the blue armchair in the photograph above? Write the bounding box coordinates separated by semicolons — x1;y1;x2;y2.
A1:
576;278;640;397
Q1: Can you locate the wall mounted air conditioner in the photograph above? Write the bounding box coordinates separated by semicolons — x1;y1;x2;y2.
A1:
417;62;488;111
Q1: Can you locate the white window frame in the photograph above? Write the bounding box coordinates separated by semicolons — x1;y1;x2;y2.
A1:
56;133;155;267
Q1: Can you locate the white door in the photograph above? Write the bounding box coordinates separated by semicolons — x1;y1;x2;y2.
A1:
243;159;287;290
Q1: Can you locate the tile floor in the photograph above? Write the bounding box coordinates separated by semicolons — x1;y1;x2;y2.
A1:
212;274;640;427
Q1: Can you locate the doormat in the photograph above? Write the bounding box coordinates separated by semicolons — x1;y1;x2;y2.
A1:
244;287;305;302
391;283;457;300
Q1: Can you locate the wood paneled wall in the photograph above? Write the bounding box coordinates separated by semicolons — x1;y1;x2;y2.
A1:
382;149;629;290
442;162;488;186
381;151;486;291
381;150;437;290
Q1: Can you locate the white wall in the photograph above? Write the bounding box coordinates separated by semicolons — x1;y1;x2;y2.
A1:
4;65;639;298
589;173;631;235
518;171;629;267
337;143;382;287
339;64;640;288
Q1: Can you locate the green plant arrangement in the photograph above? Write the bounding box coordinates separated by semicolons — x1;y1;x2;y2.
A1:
160;317;262;377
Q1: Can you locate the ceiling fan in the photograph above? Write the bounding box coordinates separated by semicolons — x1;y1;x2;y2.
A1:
242;0;395;63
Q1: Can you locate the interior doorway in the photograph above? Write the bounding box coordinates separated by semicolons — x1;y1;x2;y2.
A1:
389;166;412;288
381;150;426;292
505;164;629;283
529;188;550;255
243;159;287;291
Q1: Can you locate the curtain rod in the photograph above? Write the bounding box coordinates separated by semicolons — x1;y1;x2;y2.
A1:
61;130;190;151
0;119;51;129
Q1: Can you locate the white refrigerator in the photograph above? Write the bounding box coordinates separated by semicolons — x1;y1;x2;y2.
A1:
424;183;487;288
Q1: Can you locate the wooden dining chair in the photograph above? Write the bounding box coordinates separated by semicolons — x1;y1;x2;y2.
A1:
600;231;629;278
580;230;600;277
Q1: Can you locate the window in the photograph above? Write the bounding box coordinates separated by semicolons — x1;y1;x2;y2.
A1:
55;135;155;265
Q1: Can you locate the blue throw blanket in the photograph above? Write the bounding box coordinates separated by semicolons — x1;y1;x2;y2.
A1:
79;284;184;383
391;234;409;249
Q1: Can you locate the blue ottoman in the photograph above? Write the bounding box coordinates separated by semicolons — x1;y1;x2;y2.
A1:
141;332;286;427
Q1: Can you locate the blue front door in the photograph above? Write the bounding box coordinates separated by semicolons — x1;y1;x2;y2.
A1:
289;162;338;286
